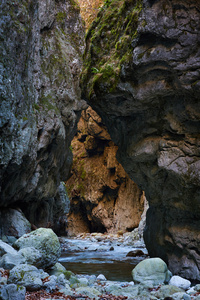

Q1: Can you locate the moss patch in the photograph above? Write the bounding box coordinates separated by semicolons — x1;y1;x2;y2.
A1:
81;0;143;99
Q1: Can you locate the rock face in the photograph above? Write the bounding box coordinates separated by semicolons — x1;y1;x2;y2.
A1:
0;0;85;229
66;106;145;235
0;208;31;239
82;0;200;279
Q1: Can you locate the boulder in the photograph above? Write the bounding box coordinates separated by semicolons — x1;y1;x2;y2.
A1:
0;252;25;270
43;273;69;292
43;275;57;292
48;262;67;277
14;228;61;269
8;264;48;291
96;274;106;281
0;284;26;300
81;0;200;279
0;208;31;239
132;257;172;285
18;247;43;268
169;275;191;290
126;249;146;257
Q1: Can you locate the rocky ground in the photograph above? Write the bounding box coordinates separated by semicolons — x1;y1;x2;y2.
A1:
0;229;200;300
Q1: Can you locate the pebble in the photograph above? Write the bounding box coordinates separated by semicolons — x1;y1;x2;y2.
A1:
97;274;107;281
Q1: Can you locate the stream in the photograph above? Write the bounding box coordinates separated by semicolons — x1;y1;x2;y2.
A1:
59;237;148;282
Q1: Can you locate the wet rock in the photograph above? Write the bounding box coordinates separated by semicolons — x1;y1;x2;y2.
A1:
132;258;172;285
0;0;85;230
13;228;61;269
126;249;146;257
0;284;26;300
48;262;68;277
81;0;200;279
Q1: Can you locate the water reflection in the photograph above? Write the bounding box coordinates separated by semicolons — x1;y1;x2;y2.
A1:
59;238;146;281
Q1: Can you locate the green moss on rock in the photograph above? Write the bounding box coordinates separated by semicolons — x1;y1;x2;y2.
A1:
81;0;143;99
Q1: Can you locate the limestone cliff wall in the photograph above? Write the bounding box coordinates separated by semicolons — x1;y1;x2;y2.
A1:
66;106;145;236
82;0;200;279
0;0;85;230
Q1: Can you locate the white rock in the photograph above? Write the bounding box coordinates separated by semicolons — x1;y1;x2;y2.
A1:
97;274;107;281
169;275;191;290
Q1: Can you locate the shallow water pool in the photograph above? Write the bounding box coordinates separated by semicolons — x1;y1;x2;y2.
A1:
59;238;146;281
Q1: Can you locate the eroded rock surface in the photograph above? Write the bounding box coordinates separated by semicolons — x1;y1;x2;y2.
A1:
66;106;145;235
82;0;200;279
0;0;85;229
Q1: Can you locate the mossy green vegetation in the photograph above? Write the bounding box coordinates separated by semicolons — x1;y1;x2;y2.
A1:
81;0;143;99
69;0;80;10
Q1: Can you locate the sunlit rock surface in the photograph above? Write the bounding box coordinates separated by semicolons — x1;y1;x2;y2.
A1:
81;0;200;279
66;106;145;235
0;0;85;229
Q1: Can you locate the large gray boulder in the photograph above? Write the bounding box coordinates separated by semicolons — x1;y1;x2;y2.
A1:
0;0;85;229
132;257;172;285
14;228;61;269
81;0;200;279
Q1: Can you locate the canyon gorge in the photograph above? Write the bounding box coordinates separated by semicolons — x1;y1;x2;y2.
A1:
0;0;200;283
